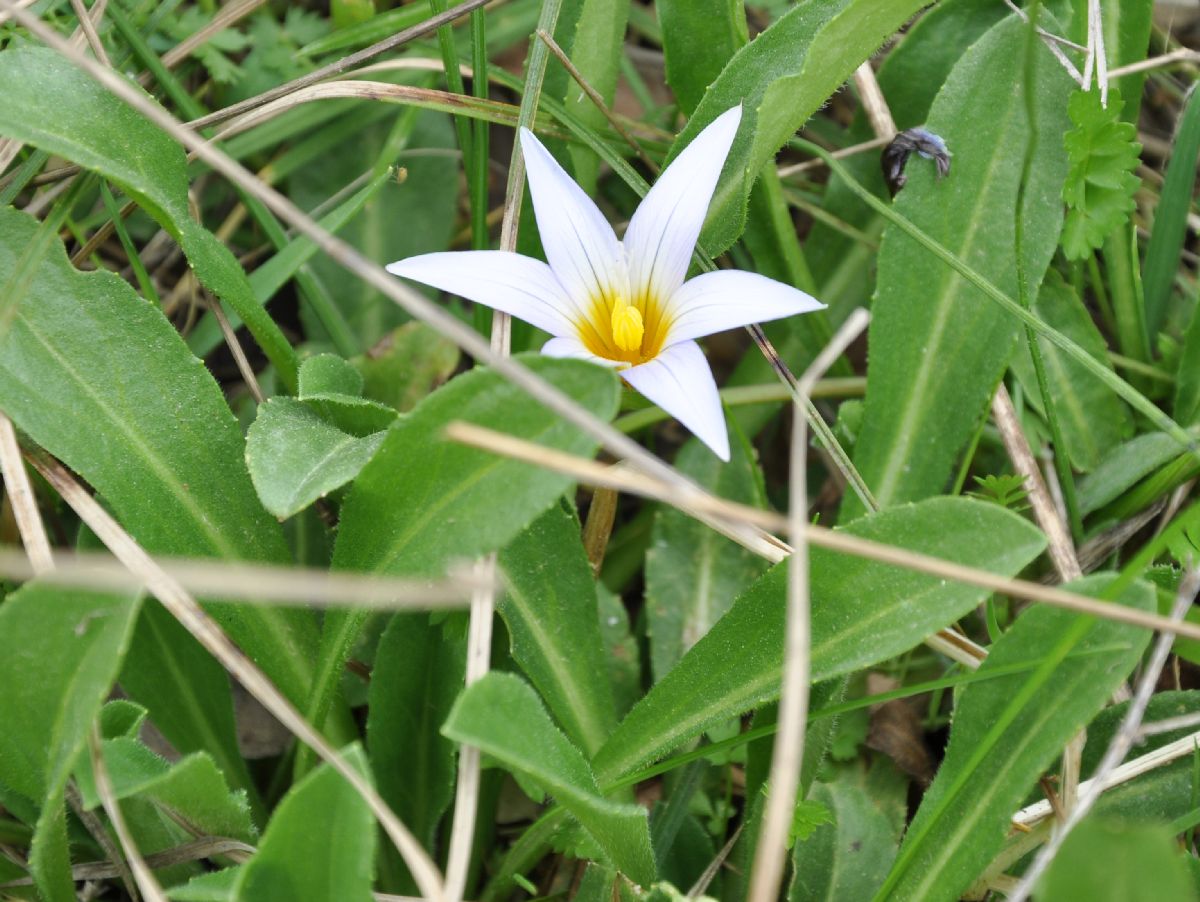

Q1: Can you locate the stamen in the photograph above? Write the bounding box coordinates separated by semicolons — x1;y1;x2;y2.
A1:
611;302;644;353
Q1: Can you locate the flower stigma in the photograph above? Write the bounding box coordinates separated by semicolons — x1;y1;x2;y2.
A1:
610;299;644;353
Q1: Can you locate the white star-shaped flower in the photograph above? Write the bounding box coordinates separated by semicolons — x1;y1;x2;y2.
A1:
387;105;825;461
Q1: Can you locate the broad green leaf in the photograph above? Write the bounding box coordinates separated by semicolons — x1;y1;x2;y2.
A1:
246;397;386;519
1061;89;1141;261
355;321;460;413
232;746;375;902
598;583;641;718
499;502;618;757
790;778;900;901
656;0;746;114
303;357;620;765
0;46;298;388
1146;84;1200;338
681;0;930;254
1036;817;1198;902
592;497;1046;783
300;353;365;396
880;574;1153;902
0;583;140;902
75;740;254;842
0;205;320;736
564;0;631;192
845;14;1073;518
645;431;768;682
1077;432;1184;515
171;868;240;902
1010;270;1131;471
443;673;656;886
366;613;464;886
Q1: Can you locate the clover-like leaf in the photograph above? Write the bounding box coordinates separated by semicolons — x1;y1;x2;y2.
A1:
1061;88;1142;260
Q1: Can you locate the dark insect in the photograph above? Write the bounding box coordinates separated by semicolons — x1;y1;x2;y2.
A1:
881;127;951;196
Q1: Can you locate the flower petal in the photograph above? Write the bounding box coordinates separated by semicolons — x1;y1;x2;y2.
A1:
387;251;578;337
623;106;742;303
622;341;729;461
519;127;626;306
541;336;621;368
663;269;826;344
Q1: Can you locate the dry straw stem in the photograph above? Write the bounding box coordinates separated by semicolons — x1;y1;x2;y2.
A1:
0;413;53;574
992;385;1087;813
69;0;110;67
776;136;891;179
88;725;168;902
0;838;256;888
748;308;870;902
158;0;264;71
0;546;492;608
1009;569;1200;901
444;421;1200;646
24;449;449;902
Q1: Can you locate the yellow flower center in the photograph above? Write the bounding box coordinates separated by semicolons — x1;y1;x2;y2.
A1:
611;302;644;352
577;290;671;366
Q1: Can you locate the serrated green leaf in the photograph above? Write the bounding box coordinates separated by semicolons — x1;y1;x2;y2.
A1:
1061;89;1141;260
499;502;618;757
232;746;375;902
592;498;1046;783
845;14;1073;518
443;673;656;886
75;740;254;842
645;431;768;682
246;397;386;519
880;574;1153;902
0;46;298;388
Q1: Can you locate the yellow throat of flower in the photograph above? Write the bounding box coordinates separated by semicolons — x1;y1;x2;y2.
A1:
610;301;645;353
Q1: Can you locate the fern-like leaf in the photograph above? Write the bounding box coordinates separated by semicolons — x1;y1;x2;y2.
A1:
1060;88;1142;260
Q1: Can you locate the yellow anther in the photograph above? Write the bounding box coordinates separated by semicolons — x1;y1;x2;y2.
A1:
611;303;644;353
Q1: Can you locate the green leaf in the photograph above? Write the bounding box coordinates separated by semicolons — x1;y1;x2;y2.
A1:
74;740;255;842
1036;817;1198;902
303;357;620;766
645;431;768;682
656;0;746;114
681;0;930;254
232;746;375;902
0;46;298;388
879;574;1153;902
246;397;386;519
300;353;365;396
0;583;140;901
1077;432;1184;516
1145;84;1200;338
564;0;631;192
592;497;1046;783
845;14;1073;517
442;673;656;886
1010;270;1132;471
0;205;321;733
499;502;619;757
789;778;900;901
366;614;464;877
354;322;460;414
1061;89;1141;260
